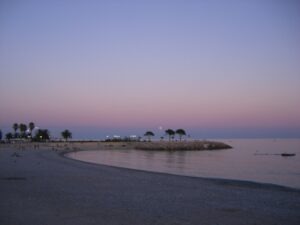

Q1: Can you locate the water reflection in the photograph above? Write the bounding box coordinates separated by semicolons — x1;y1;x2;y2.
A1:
67;139;300;189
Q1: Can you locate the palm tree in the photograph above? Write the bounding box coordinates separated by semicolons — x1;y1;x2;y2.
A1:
29;122;35;130
144;131;154;142
19;123;27;138
61;129;72;141
13;123;19;138
176;129;186;141
28;122;35;134
165;129;175;142
29;122;35;137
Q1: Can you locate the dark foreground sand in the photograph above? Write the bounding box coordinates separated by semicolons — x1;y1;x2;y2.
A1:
1;146;300;225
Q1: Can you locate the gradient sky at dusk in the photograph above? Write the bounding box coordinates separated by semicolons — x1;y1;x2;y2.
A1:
1;0;300;139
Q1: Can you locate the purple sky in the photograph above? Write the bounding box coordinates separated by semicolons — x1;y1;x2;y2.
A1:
1;0;300;139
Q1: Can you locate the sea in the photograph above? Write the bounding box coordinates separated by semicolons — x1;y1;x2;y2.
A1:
67;139;300;189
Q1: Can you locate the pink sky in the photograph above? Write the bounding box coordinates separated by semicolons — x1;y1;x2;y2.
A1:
1;1;300;138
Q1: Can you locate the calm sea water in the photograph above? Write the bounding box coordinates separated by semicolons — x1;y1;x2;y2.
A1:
67;139;300;189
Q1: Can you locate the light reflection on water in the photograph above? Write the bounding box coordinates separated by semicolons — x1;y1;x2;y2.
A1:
67;139;300;189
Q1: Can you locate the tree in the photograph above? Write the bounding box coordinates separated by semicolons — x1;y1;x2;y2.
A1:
176;129;186;141
13;123;19;138
0;129;2;140
28;122;35;139
144;131;154;142
29;122;35;131
34;129;50;142
29;122;35;136
61;129;72;141
165;129;175;142
19;123;27;138
6;132;13;141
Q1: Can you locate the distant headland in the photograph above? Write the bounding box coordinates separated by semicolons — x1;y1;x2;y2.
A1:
0;123;232;150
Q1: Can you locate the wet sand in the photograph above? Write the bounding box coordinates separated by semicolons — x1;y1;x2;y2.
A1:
0;143;300;225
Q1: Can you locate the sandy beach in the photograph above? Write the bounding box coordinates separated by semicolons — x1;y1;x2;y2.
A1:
1;143;300;225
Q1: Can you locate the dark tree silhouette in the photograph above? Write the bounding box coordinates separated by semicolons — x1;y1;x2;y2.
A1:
165;129;175;142
6;132;13;141
176;129;186;141
29;122;35;134
0;129;2;140
61;129;72;141
19;123;27;138
28;122;35;139
29;122;35;131
34;129;50;142
144;131;154;142
13;123;19;138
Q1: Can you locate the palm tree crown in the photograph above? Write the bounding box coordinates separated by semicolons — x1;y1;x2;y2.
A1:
176;129;186;141
61;129;72;141
165;129;175;141
144;131;154;142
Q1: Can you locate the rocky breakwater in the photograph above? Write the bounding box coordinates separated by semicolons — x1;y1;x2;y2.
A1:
134;141;232;151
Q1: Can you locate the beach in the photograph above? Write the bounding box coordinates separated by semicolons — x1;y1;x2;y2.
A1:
1;143;300;225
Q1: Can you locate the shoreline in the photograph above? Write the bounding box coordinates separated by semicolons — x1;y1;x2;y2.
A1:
1;141;299;190
1;144;300;224
1;142;295;191
64;150;299;192
64;150;300;191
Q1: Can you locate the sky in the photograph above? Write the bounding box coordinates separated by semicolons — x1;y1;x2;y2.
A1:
1;0;300;139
